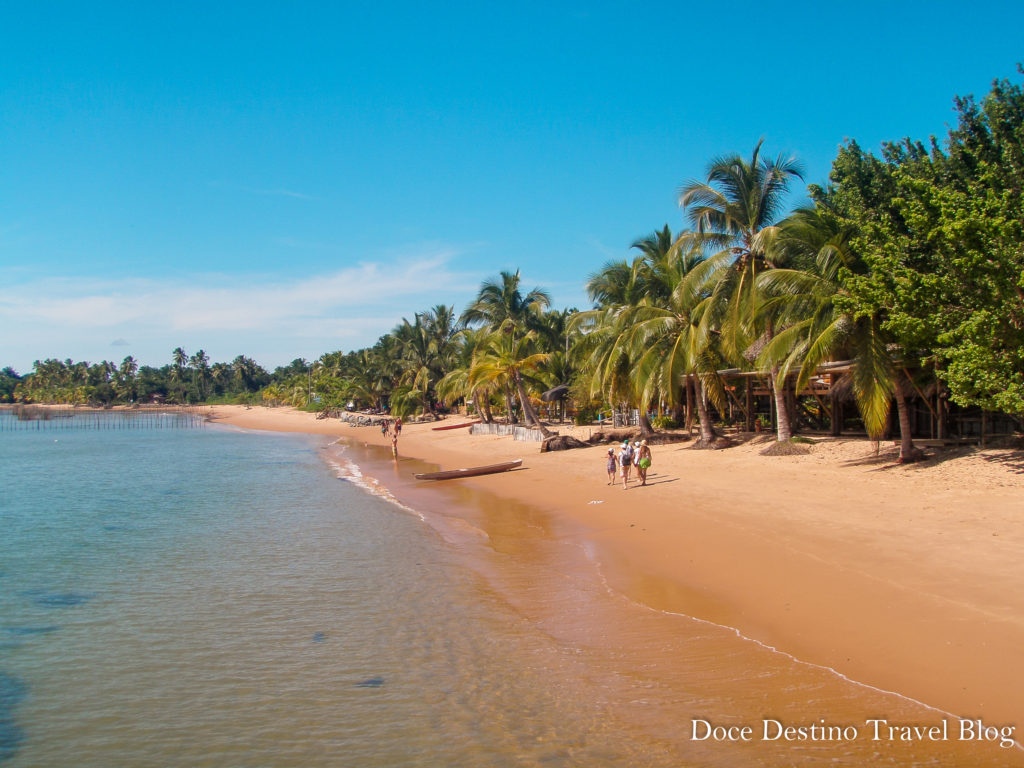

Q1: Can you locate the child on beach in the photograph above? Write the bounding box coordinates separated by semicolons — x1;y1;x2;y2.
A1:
605;448;616;484
391;433;398;459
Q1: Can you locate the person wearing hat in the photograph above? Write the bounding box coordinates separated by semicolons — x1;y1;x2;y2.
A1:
618;440;634;488
636;440;652;486
605;447;617;485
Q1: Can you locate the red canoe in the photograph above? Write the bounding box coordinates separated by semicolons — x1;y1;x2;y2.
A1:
431;419;481;431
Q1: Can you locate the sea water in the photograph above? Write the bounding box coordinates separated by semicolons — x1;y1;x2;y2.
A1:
1;413;1017;767
0;416;651;767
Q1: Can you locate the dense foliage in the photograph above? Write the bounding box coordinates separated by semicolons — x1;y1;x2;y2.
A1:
820;69;1024;416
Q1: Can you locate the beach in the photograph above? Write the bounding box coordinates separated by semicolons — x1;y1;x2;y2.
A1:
211;405;1024;761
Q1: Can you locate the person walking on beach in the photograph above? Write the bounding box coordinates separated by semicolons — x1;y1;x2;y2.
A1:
618;440;633;489
605;447;616;485
391;432;399;459
636;440;652;486
394;417;402;436
381;421;390;438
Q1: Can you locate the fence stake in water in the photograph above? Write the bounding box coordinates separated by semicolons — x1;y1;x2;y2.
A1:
0;406;208;431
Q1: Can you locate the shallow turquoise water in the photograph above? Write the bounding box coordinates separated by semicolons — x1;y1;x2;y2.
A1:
0;415;668;766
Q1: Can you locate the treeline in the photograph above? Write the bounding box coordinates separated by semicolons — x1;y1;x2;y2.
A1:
6;70;1024;461
4;350;310;406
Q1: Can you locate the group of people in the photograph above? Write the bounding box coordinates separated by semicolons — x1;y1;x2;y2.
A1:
381;417;402;457
606;439;652;489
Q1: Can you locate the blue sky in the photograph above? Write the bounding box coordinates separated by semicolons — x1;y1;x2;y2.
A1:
2;1;1023;373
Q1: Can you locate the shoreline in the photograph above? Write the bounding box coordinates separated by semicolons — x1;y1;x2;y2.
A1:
209;405;1024;733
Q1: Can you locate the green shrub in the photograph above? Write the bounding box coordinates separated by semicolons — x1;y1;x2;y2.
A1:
651;415;678;429
573;407;597;426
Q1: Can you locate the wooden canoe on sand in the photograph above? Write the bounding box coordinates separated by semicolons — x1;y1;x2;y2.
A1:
414;459;522;481
430;419;481;431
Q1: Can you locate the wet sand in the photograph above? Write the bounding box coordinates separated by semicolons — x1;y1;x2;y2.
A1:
209;405;1024;762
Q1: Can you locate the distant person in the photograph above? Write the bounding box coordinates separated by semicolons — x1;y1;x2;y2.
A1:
381;421;389;438
605;447;616;485
391;433;398;459
636;440;652;486
395;417;402;436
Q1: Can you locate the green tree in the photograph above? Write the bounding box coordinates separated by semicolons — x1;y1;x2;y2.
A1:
117;355;138;402
0;367;21;403
755;205;906;450
189;350;211;401
462;270;552;338
624;239;724;444
463;270;551;425
437;326;497;422
469;330;552;433
679;140;804;441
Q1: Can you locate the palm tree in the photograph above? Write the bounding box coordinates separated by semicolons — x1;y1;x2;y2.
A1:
625;239;726;445
172;347;187;375
679;140;804;441
392;315;439;416
340;349;386;411
574;226;700;437
531;309;578;422
169;347;188;402
469;330;552;433
423;304;461;356
756;205;921;461
189;350;211;401
462;270;551;337
231;356;263;392
436;326;497;423
118;356;138;402
210;362;231;397
462;270;552;424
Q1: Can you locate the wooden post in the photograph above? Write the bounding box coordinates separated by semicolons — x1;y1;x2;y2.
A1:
936;385;946;440
830;386;842;436
745;380;754;432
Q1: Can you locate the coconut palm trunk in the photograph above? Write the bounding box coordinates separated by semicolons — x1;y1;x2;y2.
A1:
502;384;518;424
475;388;494;423
894;378;920;463
639;411;655;438
685;376;696;435
512;372;554;437
694;377;716;445
770;366;793;441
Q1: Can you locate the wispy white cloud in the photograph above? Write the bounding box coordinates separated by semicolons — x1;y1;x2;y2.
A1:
585;235;625;262
0;247;481;369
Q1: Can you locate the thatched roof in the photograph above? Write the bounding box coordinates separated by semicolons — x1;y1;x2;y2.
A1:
541;384;570;402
